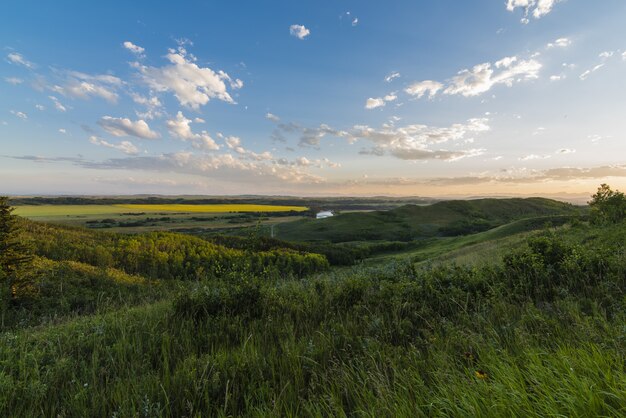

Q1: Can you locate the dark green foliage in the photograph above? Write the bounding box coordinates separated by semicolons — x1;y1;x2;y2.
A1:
589;183;626;224
0;197;33;328
21;221;329;281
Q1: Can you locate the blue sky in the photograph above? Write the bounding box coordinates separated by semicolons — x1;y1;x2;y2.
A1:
1;0;625;197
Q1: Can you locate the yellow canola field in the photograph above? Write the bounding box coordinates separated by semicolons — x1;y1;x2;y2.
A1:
114;204;308;213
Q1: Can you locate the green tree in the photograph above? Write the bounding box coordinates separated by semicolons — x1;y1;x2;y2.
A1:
588;184;626;224
0;196;33;327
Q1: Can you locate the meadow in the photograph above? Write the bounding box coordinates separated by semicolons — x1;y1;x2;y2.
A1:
1;192;625;416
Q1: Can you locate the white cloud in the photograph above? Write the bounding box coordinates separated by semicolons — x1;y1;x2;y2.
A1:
265;112;280;122
35;104;45;111
123;41;145;56
48;96;67;112
622;51;626;61
10;110;27;119
385;72;401;83
547;37;571;48
135;46;240;109
354;118;490;161
579;64;605;80
549;74;564;81
4;77;23;85
365;93;397;110
165;111;219;150
58;128;67;134
352;18;359;26
194;117;205;123
405;80;443;98
519;154;551;161
130;93;162;120
80;152;325;185
365;97;386;110
98;116;159;139
444;57;541;97
406;56;541;100
289;24;310;40
6;52;34;69
51;71;122;103
599;51;614;59
556;148;576;154
507;0;560;22
89;136;138;154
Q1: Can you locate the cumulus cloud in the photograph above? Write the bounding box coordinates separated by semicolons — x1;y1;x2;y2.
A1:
165;111;219;150
89;136;139;155
289;24;310;40
134;45;241;109
268;114;489;162
130;93;163;120
547;37;571;48
365;97;386;110
98;116;160;139
352;118;489;161
4;77;23;85
6;52;35;69
365;93;397;110
123;41;145;56
444;57;541;97
507;0;561;22
406;56;541;100
352;18;359;26
59;128;67;134
405;80;443;98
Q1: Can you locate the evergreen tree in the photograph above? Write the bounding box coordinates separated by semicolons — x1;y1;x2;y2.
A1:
0;196;32;327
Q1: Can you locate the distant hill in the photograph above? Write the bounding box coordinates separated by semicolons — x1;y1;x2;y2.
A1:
275;197;580;243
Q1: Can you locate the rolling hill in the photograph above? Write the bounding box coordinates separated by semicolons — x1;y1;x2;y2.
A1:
274;197;580;243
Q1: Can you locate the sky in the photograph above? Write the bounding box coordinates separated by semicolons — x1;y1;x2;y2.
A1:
1;0;625;198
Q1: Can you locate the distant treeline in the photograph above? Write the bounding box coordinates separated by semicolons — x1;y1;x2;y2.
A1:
9;196;435;210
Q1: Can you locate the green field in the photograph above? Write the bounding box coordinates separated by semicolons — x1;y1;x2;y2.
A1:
13;204;309;234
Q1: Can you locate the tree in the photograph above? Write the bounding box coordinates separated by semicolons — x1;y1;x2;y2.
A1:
0;196;32;327
588;184;626;224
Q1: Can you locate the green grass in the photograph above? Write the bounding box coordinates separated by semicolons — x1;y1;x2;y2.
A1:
2;203;625;416
275;197;579;243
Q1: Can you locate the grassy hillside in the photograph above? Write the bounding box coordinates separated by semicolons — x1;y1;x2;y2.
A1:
0;220;624;416
274;197;579;243
1;194;625;416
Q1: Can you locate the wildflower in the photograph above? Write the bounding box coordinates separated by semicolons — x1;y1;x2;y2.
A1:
474;370;488;380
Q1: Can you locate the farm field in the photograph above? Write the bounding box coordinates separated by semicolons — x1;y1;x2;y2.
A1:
13;204;309;234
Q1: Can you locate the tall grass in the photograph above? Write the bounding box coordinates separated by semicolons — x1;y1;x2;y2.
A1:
0;223;624;416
